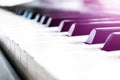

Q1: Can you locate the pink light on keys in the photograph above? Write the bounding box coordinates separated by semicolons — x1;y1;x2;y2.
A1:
100;0;120;13
83;0;120;13
83;0;103;11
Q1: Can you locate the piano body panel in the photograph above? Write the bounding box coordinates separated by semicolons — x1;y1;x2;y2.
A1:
0;49;21;80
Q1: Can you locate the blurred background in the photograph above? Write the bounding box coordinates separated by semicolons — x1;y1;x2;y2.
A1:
0;0;120;13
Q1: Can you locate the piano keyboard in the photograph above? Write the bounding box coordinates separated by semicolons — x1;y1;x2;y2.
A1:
1;3;120;80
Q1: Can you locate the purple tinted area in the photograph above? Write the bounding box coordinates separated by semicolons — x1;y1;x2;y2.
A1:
43;16;49;24
70;21;120;36
86;27;120;44
59;18;120;32
37;15;43;22
36;7;120;27
47;14;111;27
102;32;120;51
43;11;120;27
37;8;120;27
6;5;120;27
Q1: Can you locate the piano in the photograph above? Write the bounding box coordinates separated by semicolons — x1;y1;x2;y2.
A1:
1;0;120;80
